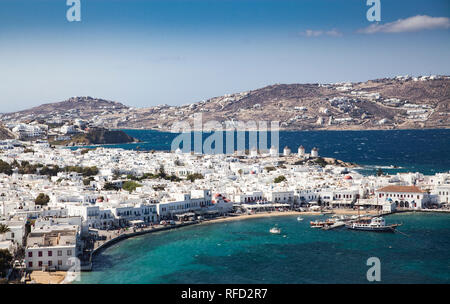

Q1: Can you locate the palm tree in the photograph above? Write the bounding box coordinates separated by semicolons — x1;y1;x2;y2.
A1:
0;224;10;241
0;224;9;234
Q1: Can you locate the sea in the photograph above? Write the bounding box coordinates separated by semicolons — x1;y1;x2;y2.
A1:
74;129;450;284
78;213;450;284
70;128;450;175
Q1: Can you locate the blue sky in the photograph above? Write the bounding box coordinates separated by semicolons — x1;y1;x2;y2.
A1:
0;0;449;112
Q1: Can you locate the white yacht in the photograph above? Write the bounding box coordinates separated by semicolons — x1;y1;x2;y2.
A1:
346;217;401;232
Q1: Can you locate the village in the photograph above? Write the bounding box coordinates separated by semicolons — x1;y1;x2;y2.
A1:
0;137;449;283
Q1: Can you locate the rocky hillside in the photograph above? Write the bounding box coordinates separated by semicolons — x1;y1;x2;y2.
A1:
1;76;449;131
0;123;15;140
1;96;129;123
50;128;138;146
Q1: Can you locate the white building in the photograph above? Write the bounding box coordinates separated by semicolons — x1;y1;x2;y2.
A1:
283;146;291;156
25;224;81;271
269;146;278;157
376;185;429;209
297;145;305;157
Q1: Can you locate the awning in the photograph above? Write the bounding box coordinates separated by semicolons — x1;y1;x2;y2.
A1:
129;220;145;225
175;212;196;218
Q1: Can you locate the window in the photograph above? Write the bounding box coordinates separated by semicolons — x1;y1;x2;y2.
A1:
67;250;72;256
58;260;62;266
28;262;33;268
38;261;43;267
28;252;33;258
57;250;62;256
48;251;52;257
38;251;42;257
48;261;52;266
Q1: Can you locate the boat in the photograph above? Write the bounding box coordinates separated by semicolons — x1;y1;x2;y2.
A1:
297;216;304;221
310;220;325;228
345;217;401;232
270;227;281;234
310;219;335;228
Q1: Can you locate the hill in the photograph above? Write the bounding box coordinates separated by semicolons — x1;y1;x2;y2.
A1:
50;128;138;146
0;123;15;140
1;76;449;131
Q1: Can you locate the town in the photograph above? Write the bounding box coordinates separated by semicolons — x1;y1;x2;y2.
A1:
0;137;449;283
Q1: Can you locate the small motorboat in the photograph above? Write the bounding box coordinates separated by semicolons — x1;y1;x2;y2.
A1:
297;216;304;221
270;227;281;234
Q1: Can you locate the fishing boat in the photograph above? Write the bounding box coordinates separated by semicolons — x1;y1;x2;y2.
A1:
310;219;335;228
310;220;325;228
345;216;401;232
270;227;281;234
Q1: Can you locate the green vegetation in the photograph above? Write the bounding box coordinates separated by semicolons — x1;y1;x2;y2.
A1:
376;168;384;176
0;249;13;278
64;166;99;177
0;224;10;235
186;173;204;182
127;170;181;182
103;182;120;191
264;166;276;172
0;160;99;178
314;157;328;168
83;176;95;186
35;193;50;206
122;181;142;193
274;175;287;183
0;160;13;175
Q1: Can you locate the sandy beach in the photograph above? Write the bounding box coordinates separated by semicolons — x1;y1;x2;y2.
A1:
197;209;380;225
29;271;67;284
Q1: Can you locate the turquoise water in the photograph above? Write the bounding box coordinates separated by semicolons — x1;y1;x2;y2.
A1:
78;213;450;284
70;129;450;175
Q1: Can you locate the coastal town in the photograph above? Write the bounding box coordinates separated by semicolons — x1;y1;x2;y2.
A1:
0;136;449;283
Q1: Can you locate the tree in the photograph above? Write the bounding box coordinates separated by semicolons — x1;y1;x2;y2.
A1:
158;165;167;178
122;181;142;193
376;168;384;176
103;182;120;191
0;160;12;176
0;249;13;277
186;173;203;182
35;193;50;206
0;224;10;235
274;175;287;183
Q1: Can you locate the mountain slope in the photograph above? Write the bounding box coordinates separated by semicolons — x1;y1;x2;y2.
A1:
1;76;449;131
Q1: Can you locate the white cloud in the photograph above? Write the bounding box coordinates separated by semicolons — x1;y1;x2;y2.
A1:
302;28;342;37
358;15;450;34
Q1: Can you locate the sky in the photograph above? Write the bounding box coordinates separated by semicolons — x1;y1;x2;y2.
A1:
0;0;449;112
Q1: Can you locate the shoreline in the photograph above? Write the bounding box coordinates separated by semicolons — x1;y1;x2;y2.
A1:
88;208;447;259
69;208;450;284
88;209;379;258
